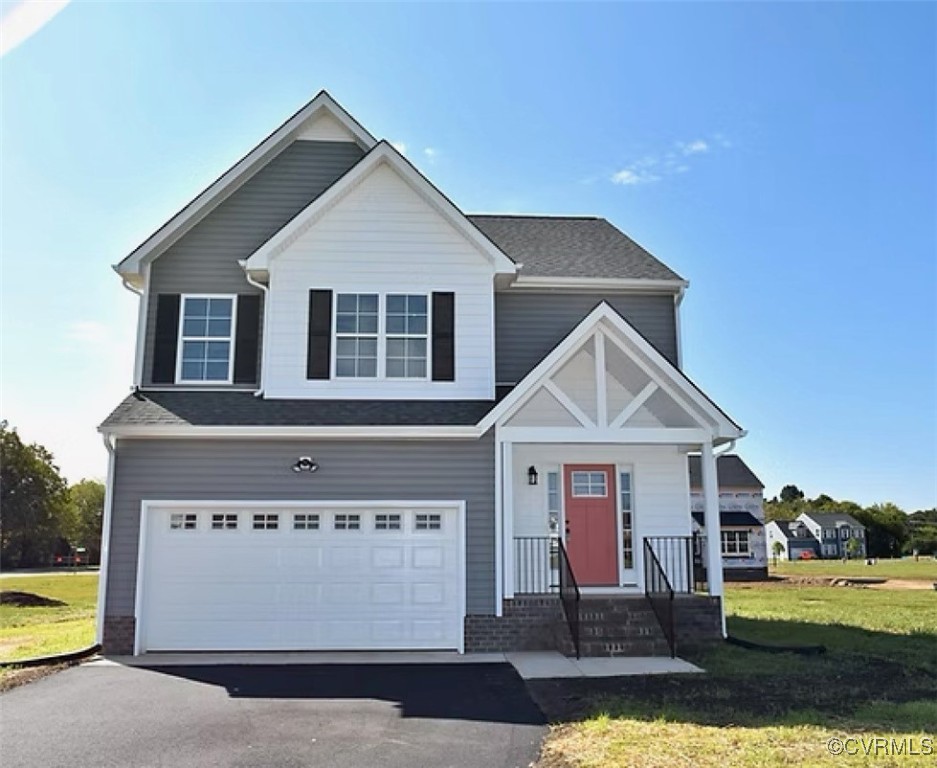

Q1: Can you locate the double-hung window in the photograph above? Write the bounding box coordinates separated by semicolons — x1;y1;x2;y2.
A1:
385;294;428;378
335;294;379;378
721;530;750;556
178;296;235;383
334;293;429;379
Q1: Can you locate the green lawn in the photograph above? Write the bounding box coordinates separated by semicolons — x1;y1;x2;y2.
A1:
770;557;937;581
537;582;937;767
0;573;99;663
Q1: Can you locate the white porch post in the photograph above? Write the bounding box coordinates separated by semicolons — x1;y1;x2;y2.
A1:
503;440;515;599
700;440;726;636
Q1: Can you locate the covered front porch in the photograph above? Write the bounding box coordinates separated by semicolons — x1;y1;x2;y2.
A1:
477;303;744;655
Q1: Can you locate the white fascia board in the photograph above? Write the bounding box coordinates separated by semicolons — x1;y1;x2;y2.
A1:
478;301;744;439
98;424;482;440
115;91;377;280
242;142;518;276
505;275;689;293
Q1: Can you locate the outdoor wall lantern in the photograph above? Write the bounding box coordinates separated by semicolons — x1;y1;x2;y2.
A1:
527;466;539;485
292;457;319;473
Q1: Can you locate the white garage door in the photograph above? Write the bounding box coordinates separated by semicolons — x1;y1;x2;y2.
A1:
137;502;463;653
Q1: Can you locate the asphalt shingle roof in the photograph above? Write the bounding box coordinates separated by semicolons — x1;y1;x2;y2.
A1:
101;390;498;428
468;215;683;281
688;455;763;489
770;520;815;540
800;511;864;528
692;511;763;528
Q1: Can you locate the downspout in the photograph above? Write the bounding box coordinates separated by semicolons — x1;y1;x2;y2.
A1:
241;264;268;397
95;433;117;647
120;268;146;389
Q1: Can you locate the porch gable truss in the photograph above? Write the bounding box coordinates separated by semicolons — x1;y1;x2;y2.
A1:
482;303;743;443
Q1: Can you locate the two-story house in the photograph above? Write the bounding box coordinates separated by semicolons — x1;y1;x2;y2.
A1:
798;511;867;559
689;455;768;580
97;92;745;657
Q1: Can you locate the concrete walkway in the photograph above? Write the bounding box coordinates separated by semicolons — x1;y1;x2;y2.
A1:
505;651;704;679
96;650;703;678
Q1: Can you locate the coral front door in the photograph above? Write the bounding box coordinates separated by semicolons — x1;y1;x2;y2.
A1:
563;464;619;586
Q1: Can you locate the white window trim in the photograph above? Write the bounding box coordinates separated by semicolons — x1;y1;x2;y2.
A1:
176;293;238;385
617;466;636;581
331;292;432;381
721;529;751;557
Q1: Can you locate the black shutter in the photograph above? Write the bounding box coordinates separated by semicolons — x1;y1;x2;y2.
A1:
233;294;261;384
432;292;455;381
152;294;180;384
306;289;333;379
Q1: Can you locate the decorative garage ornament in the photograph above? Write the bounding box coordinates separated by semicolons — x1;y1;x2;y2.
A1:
527;465;539;485
292;456;319;473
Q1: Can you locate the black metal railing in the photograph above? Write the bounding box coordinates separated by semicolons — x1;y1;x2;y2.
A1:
643;538;676;658
556;538;581;658
513;536;556;594
643;535;703;594
692;533;708;593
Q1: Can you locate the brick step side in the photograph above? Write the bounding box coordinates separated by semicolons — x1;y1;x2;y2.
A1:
578;639;672;657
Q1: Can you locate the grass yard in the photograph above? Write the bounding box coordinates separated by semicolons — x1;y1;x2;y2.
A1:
770;557;937;581
0;573;98;664
535;582;937;767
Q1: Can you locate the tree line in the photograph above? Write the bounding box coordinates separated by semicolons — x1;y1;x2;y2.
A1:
0;421;105;569
766;484;937;558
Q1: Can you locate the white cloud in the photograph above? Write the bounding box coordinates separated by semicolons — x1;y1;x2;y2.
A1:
423;147;438;161
610;168;658;186
391;141;407;155
679;139;709;155
610;134;728;188
0;0;70;57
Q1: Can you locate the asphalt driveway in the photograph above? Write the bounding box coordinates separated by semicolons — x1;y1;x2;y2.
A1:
0;661;546;768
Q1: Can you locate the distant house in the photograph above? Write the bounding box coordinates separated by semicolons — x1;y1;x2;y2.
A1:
798;511;867;559
689;455;767;580
765;519;820;561
765;512;867;561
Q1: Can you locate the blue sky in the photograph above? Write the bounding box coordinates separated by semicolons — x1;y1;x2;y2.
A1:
1;1;935;509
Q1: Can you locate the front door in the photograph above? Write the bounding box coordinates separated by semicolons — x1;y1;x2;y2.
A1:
563;464;618;585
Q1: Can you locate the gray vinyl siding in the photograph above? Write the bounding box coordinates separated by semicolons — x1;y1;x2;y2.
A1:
495;291;678;384
106;433;496;619
142;140;365;386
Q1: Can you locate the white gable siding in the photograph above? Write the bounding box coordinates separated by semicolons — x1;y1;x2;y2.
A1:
263;163;495;399
296;111;361;142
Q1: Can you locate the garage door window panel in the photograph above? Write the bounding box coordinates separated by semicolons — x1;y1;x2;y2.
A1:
375;513;402;530
253;513;279;530
415;513;442;531
170;513;197;530
335;513;361;531
293;513;320;530
211;513;238;530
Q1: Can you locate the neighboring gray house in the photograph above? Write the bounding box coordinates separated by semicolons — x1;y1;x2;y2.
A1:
766;512;866;562
689;455;767;580
96;91;746;657
766;520;820;561
798;511;867;559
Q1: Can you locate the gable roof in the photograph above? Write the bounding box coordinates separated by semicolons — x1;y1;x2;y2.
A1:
116;91;376;285
469;215;685;283
798;511;865;528
477;301;744;440
688;454;763;489
242;141;517;276
768;520;815;540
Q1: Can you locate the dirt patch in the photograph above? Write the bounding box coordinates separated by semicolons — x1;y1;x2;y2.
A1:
0;662;72;693
774;575;935;590
866;579;936;591
0;591;67;608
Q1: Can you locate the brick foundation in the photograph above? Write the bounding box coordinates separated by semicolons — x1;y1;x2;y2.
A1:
464;596;572;653
102;616;136;655
673;595;722;651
